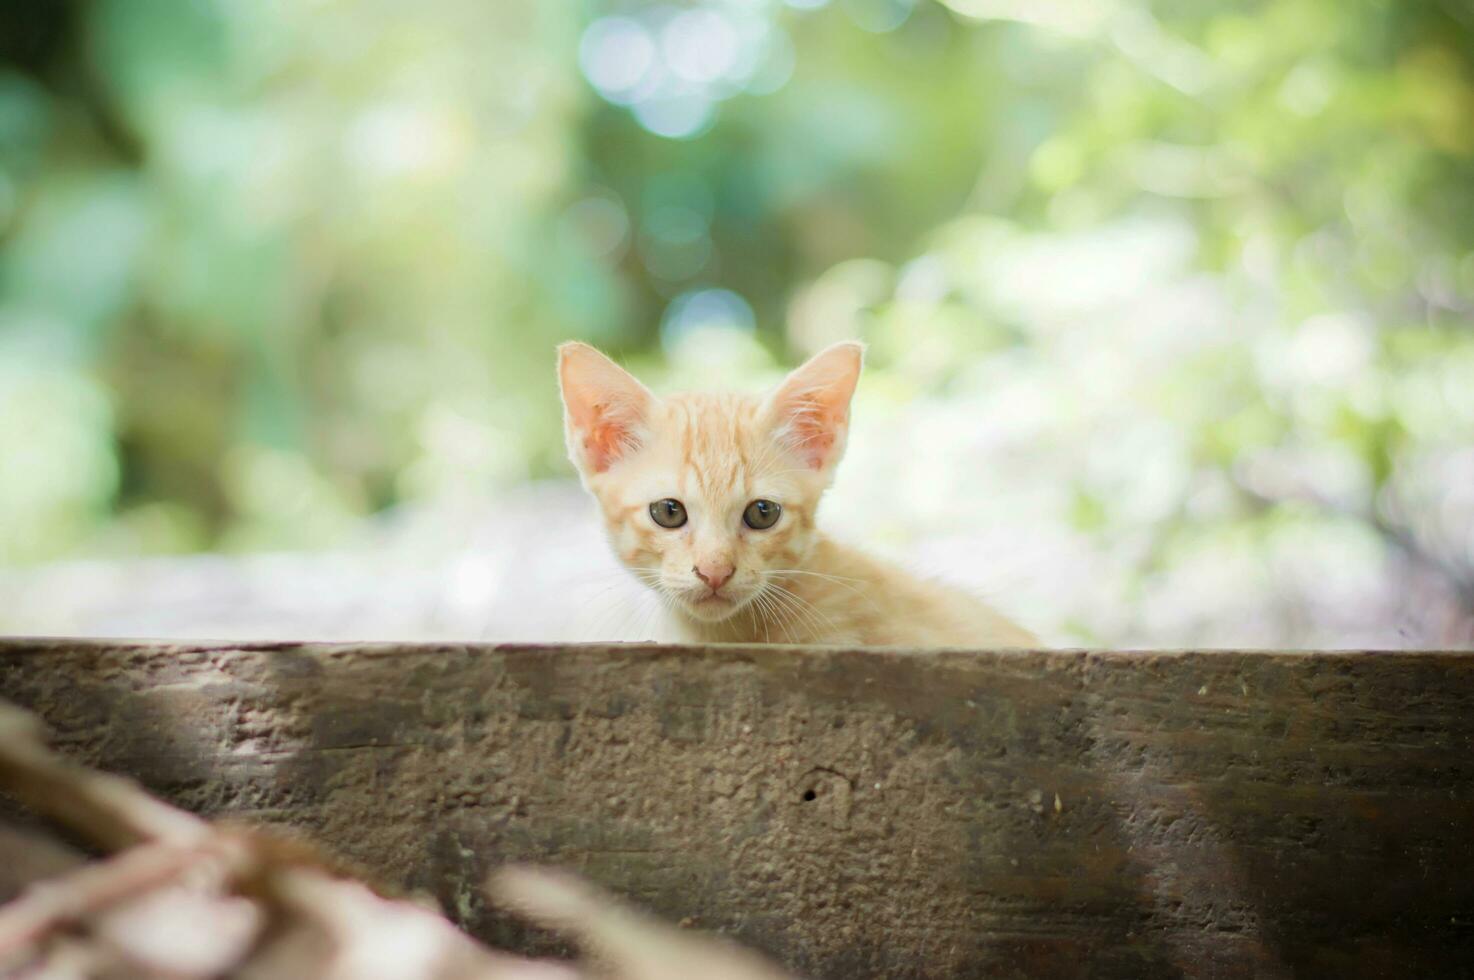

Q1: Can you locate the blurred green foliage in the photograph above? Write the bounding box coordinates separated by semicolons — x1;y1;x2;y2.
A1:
0;0;1471;639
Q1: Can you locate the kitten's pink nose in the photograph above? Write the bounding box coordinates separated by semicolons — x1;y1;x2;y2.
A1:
694;561;735;592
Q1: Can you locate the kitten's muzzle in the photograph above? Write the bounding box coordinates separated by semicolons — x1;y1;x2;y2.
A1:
692;561;735;593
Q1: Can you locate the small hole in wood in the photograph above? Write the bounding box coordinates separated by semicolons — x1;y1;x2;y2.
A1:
802;789;817;802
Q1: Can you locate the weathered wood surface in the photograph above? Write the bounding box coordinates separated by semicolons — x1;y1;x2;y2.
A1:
1;639;1471;979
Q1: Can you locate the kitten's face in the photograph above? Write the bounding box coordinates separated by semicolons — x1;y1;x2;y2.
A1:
558;342;863;624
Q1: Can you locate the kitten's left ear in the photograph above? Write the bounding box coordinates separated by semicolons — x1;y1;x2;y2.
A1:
558;342;657;477
763;341;865;473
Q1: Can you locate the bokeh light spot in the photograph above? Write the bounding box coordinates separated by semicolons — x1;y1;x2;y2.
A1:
661;288;755;347
663;10;740;85
579;17;657;104
632;92;716;139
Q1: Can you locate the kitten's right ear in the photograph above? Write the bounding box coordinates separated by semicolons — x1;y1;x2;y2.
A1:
558;342;657;475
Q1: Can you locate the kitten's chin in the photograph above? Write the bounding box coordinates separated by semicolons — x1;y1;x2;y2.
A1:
677;592;750;623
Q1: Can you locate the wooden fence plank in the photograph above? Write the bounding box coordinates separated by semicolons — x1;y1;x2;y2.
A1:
1;640;1471;979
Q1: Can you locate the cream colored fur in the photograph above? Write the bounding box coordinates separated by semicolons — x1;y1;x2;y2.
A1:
558;340;1038;648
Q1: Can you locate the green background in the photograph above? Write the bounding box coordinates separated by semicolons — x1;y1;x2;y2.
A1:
1;0;1471;644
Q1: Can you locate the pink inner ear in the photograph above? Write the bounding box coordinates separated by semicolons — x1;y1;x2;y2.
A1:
767;341;863;471
577;402;631;473
789;408;843;470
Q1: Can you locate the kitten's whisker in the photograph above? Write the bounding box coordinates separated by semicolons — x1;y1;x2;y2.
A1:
770;568;868;587
589;568;671;640
765;581;840;640
633;592;658;641
588;587;648;641
769;568;883;616
746;592;768;643
755;585;803;643
652;588;682;641
644;589;675;640
629;579;678;642
752;587;782;643
581;584;634;606
583;600;624;641
765;593;810;643
762;587;793;643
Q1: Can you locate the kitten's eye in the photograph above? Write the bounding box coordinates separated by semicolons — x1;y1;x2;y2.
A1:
743;499;782;530
650;499;688;529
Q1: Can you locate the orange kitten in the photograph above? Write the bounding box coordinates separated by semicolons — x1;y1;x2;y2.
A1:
557;340;1039;648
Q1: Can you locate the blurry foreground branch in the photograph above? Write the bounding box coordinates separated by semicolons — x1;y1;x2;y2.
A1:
0;701;795;980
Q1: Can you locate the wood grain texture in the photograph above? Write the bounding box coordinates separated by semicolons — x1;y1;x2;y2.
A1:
1;639;1471;979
